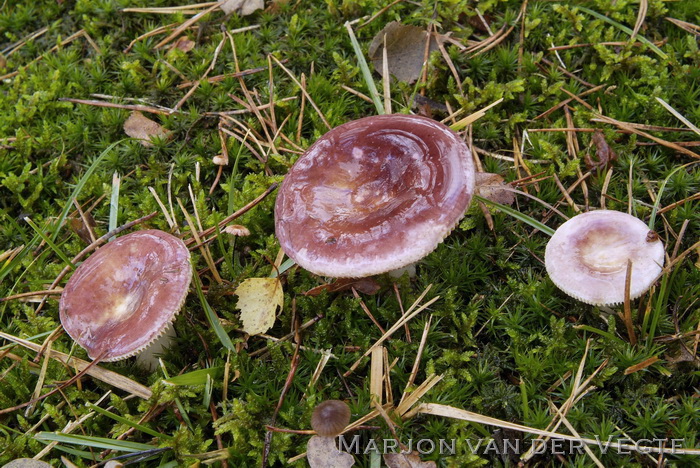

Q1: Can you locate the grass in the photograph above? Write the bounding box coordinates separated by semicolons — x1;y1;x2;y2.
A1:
1;0;700;466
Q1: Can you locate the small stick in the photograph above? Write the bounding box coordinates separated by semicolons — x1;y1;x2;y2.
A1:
1;289;63;303
352;287;386;335
153;3;219;49
296;73;307;142
184;183;277;245
58;98;175;116
271;55;331;129
393;284;411;343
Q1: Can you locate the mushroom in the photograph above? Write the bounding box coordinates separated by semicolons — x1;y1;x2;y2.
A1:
307;400;354;468
544;210;665;306
59;230;191;362
275;114;475;278
311;399;351;437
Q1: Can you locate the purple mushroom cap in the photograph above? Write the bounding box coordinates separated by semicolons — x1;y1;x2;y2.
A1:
59;230;191;361
275;114;475;277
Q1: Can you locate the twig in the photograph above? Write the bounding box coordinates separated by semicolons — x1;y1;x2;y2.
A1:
58;98;176;116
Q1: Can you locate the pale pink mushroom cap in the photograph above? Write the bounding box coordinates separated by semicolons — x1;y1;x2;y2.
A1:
545;210;665;306
59;230;191;361
275;114;475;278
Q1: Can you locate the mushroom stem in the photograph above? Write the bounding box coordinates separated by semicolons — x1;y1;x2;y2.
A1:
387;263;416;279
135;325;177;371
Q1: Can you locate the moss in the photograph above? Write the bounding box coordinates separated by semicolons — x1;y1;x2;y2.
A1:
2;0;700;466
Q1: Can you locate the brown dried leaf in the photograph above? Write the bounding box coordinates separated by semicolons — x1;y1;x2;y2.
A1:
584;130;617;170
171;36;195;52
219;0;263;16
68;211;96;244
368;22;445;83
123;111;170;147
384;452;437;468
307;436;355;468
475;172;515;206
303;277;381;297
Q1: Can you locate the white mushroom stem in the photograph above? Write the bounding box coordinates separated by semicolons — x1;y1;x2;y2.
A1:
387;263;417;279
135;324;177;371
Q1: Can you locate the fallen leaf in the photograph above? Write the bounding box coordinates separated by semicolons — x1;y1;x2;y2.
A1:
68;211;97;244
475;172;515;206
307;436;355;468
584;130;617;170
171;36;195;52
384;452;436;468
219;0;264;16
235;277;283;335
368;22;445;84
303;277;381;297
123;111;169;147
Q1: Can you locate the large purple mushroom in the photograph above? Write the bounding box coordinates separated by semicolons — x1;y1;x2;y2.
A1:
275;114;475;278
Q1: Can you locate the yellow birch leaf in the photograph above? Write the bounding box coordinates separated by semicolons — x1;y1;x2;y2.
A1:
235;278;283;335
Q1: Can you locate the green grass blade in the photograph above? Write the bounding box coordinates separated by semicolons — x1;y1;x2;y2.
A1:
109;171;121;241
86;403;172;440
164;367;222;386
193;273;235;352
24;217;75;269
574;324;625;346
52;139;127;242
270;258;296;278
474;195;555;236
577;6;667;59
647;162;695;230
35;432;155;452
345;21;385;115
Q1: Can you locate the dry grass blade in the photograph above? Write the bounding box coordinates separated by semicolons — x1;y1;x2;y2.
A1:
270;55;331;129
631;0;648;40
656;97;700;137
624;356;660;375
153;3;219;49
59;98;175;116
370;346;384;405
0;332;152;399
622;260;637;345
465;2;526;58
395;374;443;416
450;98;503;131
398;316;432;409
122;2;219;14
665;17;700;36
344;292;440;377
594;114;700;159
408;403;700;455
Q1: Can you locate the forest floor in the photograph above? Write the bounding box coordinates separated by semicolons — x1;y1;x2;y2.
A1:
1;0;700;466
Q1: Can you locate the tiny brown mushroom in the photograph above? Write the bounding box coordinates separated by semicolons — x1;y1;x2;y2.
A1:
59;230;191;361
311;400;351;437
545;210;665;306
275;114;475;278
